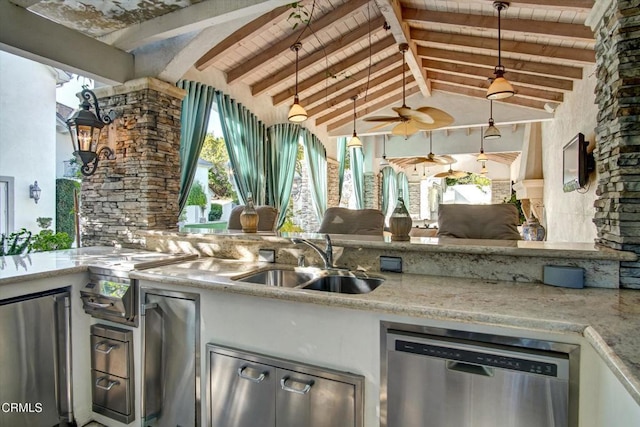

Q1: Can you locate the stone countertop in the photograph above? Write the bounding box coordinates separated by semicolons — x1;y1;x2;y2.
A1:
0;246;194;286
140;230;637;261
130;258;640;405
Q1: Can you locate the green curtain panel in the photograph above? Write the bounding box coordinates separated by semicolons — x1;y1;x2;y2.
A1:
177;80;216;211
381;166;397;225
350;146;365;209
397;171;410;212
267;123;301;229
337;137;347;203
215;92;267;205
301;129;327;223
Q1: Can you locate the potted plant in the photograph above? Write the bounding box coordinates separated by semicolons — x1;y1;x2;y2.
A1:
187;181;208;223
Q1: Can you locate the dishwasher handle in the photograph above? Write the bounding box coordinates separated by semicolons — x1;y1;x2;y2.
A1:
446;361;494;377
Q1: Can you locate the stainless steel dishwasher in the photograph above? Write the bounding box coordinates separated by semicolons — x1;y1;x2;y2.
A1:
381;322;580;427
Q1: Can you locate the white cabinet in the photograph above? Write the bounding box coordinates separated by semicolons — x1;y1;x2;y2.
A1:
207;344;363;427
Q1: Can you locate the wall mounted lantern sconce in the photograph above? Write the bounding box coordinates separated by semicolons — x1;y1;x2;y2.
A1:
29;181;41;204
66;88;115;176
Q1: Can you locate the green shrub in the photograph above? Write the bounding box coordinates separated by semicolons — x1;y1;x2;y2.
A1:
29;230;73;252
208;203;223;221
186;181;207;208
0;228;32;256
56;179;80;241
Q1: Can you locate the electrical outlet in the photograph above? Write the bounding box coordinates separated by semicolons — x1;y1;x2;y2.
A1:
258;249;276;263
380;256;402;273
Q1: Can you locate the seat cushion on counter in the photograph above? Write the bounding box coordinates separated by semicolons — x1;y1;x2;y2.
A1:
318;207;385;236
436;204;522;240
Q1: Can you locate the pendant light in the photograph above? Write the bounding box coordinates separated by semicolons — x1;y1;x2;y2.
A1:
412;163;419;177
477;128;488;161
480;162;488;175
380;134;390;166
422;164;428;179
347;95;362;148
486;2;515;100
484;100;501;140
288;42;308;123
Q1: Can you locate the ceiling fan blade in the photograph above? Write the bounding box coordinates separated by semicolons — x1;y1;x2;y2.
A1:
404;109;435;124
392;120;420;137
411;107;455;129
363;116;400;122
368;121;396;131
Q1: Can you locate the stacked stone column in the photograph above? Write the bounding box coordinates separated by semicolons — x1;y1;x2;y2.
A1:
80;78;185;247
591;0;640;287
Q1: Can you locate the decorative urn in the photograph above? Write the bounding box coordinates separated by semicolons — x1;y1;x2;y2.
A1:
240;192;259;233
522;216;546;241
389;192;412;241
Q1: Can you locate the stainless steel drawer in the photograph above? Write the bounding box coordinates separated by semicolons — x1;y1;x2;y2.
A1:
91;370;132;417
91;335;130;378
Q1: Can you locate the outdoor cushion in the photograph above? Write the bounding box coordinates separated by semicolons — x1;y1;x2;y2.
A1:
317;207;385;235
436;204;522;240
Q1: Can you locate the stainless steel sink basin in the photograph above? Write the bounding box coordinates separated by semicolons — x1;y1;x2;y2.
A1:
233;267;384;294
302;275;384;294
233;268;318;287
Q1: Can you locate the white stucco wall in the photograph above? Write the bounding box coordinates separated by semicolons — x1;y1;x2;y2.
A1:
0;51;57;233
542;66;598;243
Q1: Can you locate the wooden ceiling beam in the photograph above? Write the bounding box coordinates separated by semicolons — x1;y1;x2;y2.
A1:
272;35;397;106
430;82;547;110
417;46;583;80
326;85;421;132
303;53;401;108
317;77;414;126
194;4;292;71
427;71;564;102
226;0;370;84
251;15;386;97
374;0;430;97
402;8;594;41
452;0;594;10
423;59;573;91
306;65;406;117
411;29;595;63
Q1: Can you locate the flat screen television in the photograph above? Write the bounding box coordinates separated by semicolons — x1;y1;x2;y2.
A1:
562;133;592;192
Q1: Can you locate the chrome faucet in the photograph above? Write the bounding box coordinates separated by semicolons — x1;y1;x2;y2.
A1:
291;234;335;269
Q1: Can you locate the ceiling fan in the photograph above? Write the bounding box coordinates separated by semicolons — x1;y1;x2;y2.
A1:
364;43;454;137
424;131;454;165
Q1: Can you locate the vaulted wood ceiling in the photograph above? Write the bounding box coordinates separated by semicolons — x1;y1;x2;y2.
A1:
194;0;595;135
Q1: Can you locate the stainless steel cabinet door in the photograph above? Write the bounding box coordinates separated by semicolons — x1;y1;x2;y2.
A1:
0;290;71;427
387;350;569;427
143;291;198;427
209;352;276;427
276;368;356;427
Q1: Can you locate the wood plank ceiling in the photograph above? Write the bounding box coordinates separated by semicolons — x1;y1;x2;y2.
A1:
195;0;595;135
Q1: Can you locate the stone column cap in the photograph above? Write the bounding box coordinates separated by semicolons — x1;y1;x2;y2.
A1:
93;77;186;100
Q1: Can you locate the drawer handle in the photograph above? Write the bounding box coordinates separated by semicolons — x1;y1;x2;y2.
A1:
237;367;267;383
95;376;120;391
280;376;313;394
94;341;120;354
85;301;112;308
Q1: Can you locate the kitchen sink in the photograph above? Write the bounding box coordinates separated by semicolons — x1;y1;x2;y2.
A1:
302;275;384;294
233;267;384;294
233;268;319;287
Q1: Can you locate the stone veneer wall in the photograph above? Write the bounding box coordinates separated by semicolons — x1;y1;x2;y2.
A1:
408;182;421;217
591;1;640;288
363;172;379;209
327;161;340;208
492;180;512;204
80;78;185;247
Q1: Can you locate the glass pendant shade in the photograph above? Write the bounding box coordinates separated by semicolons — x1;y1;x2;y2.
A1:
288;95;307;123
484;119;501;140
487;71;515;100
480;162;488;175
477;151;488;162
380;156;389;166
347;132;362;148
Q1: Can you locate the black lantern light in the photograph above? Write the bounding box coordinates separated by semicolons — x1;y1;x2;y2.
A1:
66;88;115;176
